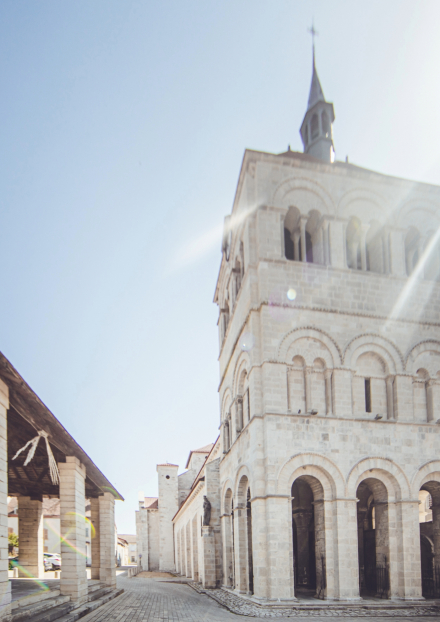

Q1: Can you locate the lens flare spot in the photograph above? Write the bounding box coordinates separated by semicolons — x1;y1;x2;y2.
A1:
287;288;297;301
240;332;255;352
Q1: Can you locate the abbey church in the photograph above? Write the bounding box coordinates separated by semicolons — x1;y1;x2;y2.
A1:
136;50;440;604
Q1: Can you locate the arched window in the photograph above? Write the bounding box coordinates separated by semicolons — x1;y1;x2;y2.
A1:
405;227;420;276
413;368;429;422
352;352;388;416
288;356;306;413
366;222;387;274
311;114;319;140
321;111;330;137
424;231;440;281
284;206;300;261
346;217;362;270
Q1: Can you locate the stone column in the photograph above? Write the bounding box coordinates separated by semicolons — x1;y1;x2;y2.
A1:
59;457;88;604
398;500;422;599
393;375;414;421
293;231;300;262
17;496;44;578
386;376;395;420
90;498;100;580
236;399;243;434
233;503;248;593
299;216;308;262
249;498;268;599
360;224;370;271
265;496;295;599
334;498;361;600
0;380;10;620
329;219;347;269
332;369;353;417
432;503;440;568
293;512;312;587
99;492;116;588
324;370;333;415
221;514;234;587
201;526;216;588
389;229;406;277
321;219;331;265
426;379;435;422
304;367;312;413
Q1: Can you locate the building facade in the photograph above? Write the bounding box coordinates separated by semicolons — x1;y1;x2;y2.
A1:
140;55;440;604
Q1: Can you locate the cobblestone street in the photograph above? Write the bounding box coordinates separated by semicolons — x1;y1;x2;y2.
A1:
78;573;440;622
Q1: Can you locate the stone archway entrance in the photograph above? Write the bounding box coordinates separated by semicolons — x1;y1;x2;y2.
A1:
356;478;390;599
291;475;326;599
419;482;440;598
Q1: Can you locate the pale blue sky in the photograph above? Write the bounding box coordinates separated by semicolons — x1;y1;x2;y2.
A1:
2;1;440;533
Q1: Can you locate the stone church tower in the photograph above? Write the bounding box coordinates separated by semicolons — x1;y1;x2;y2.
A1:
214;50;440;603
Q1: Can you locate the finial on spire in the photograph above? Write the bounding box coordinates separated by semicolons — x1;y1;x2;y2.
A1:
308;21;318;65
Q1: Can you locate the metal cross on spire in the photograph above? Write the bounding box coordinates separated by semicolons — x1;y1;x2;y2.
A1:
308;22;318;63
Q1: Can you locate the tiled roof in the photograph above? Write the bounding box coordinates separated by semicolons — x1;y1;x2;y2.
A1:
143;497;158;509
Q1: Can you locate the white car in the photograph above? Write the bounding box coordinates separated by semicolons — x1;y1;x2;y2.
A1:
44;553;61;571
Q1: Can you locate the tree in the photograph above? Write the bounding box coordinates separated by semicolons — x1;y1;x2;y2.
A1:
8;532;18;554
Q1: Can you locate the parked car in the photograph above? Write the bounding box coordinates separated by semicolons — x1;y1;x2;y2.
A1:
44;553;61;571
8;556;18;570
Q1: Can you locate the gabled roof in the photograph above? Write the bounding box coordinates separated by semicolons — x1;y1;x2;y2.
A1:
185;443;214;469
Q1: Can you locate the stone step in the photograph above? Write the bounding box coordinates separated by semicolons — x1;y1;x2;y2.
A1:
87;587;113;602
15;601;75;622
86;581;104;593
12;596;71;622
55;588;124;622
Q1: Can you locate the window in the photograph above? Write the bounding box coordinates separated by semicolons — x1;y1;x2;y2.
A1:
284;228;294;260
365;378;371;413
321;111;330;136
311;114;319;139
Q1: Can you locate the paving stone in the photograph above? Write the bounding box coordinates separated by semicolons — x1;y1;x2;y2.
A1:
78;573;440;622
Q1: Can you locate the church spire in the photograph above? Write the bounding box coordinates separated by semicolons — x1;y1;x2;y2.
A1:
300;26;335;163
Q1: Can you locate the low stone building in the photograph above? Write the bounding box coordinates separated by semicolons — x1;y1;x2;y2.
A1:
0;352;123;620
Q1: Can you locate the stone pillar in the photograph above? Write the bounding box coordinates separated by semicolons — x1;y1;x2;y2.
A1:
249;498;268;599
329;219;346;269
332;369;353;417
304;367;312;413
432;503;440;567
90;498;100;580
426;379;435;422
321;219;331;265
324;370;333;415
236;399;243;433
201;526;216;588
99;492;116;588
394;375;414;421
299;216;308;262
399;500;422;599
221;514;234;587
17;496;44;578
293;512;312;587
59;457;88;604
0;380;10;620
233;503;248;592
389;229;406;276
292;231;299;262
335;498;361;600
386;376;395;420
360;224;370;271
266;497;295;599
135;508;149;571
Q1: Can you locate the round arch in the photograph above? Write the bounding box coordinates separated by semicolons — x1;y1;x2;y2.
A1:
411;461;440;497
337;188;388;223
232;350;251;396
406;341;440;375
346;457;410;501
277;452;345;499
278;327;342;366
234;465;254;503
272;176;335;215
343;334;404;373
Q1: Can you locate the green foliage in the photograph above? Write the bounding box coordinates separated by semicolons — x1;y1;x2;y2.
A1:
8;532;18;553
